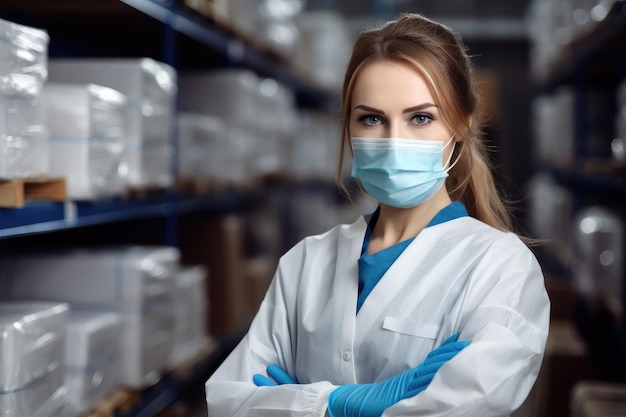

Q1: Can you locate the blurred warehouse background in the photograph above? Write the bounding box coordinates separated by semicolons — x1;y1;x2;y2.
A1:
0;0;624;416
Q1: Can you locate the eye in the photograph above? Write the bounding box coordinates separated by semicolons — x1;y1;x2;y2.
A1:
359;114;384;126
411;113;434;126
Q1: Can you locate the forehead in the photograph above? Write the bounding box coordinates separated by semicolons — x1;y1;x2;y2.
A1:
351;60;436;109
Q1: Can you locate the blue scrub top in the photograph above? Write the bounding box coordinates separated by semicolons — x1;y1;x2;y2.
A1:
356;201;469;313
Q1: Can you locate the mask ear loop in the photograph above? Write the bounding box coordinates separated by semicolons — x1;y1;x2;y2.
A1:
444;134;463;172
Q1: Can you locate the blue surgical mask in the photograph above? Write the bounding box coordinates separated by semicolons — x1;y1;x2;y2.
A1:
351;135;457;208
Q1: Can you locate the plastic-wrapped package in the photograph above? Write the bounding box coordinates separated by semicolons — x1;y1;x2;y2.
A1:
179;72;296;180
177;111;255;185
572;206;623;307
178;112;225;182
170;265;209;367
0;18;49;97
0;18;50;178
3;246;178;308
528;0;617;80
289;109;342;181
0;302;69;417
1;246;179;388
526;173;573;267
294;11;352;90
64;311;121;414
532;88;575;166
255;78;296;176
0;95;48;178
179;69;260;131
226;0;304;58
613;80;626;164
47;58;177;188
42;83;127;199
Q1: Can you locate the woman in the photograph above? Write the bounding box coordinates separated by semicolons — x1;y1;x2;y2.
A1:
206;13;550;417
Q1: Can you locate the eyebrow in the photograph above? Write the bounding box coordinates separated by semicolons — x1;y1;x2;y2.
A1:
353;103;437;114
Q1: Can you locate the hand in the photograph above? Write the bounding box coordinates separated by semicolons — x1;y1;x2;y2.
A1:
327;332;469;417
253;364;298;386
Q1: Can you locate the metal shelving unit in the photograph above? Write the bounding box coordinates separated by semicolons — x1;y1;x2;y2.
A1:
535;0;626;380
0;1;338;415
0;189;262;239
0;0;337;242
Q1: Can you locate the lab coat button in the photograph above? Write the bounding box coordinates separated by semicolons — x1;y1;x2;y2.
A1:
342;351;352;361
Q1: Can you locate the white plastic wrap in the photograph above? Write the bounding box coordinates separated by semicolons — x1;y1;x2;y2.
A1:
177;112;224;181
0;95;49;178
179;69;260;131
177;111;254;185
170;265;208;367
120;298;175;387
64;311;121;414
226;0;304;58
179;71;296;180
614;80;626;164
526;173;573;267
47;58;177;188
42;83;127;199
255;78;296;176
572;206;623;308
289;109;341;181
532;88;575;166
528;0;617;80
3;246;179;309
0;246;179;388
294;11;351;90
0;19;50;178
0;302;69;417
0;18;49;97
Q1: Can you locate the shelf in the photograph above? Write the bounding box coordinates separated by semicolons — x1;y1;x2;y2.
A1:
538;164;626;193
537;0;626;91
0;189;263;239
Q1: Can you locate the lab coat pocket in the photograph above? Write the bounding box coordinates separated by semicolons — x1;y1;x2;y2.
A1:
383;316;440;339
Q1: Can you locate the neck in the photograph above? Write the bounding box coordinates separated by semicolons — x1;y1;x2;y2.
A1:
368;188;452;254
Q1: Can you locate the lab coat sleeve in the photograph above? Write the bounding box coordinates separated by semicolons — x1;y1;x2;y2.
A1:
384;233;551;417
205;245;336;417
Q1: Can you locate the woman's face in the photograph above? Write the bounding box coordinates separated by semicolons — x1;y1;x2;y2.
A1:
349;60;453;143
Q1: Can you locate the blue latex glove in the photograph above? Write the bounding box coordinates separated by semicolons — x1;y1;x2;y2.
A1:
327;332;469;417
253;364;298;386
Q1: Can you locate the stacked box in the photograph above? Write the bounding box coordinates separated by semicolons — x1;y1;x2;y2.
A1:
177;112;225;183
571;206;623;306
0;17;49;178
0;302;69;417
1;246;179;388
48;58;177;189
179;70;296;181
294;11;352;90
170;265;209;367
42;83;128;199
64;311;121;414
225;0;302;59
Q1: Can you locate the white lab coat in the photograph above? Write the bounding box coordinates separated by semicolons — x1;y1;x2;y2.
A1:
206;215;550;417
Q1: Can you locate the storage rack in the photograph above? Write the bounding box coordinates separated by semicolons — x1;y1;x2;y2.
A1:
534;1;626;378
0;0;338;415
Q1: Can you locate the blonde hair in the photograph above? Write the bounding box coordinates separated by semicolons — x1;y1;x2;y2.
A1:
337;13;516;234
